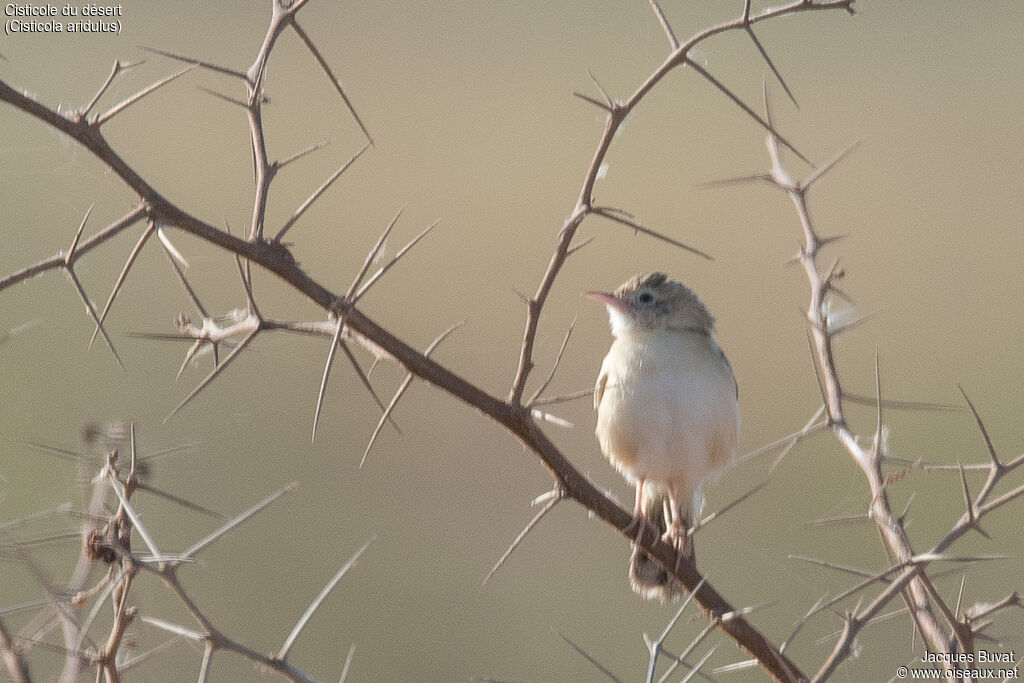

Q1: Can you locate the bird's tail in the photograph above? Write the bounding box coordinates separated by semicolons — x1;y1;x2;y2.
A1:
628;496;687;602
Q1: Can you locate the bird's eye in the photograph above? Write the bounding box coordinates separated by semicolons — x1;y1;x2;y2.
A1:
637;291;654;305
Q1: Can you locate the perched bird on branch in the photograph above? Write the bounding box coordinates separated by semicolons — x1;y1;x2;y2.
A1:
589;273;739;600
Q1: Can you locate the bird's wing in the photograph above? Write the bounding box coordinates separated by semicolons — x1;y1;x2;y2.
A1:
710;337;738;400
594;367;609;411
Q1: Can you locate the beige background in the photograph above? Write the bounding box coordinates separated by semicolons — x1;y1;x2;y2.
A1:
2;1;1022;681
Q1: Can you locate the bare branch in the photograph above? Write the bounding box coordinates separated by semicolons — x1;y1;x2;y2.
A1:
958;385;1001;469
80;60;133;118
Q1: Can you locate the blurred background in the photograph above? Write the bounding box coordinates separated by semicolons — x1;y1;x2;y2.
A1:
2;1;1022;680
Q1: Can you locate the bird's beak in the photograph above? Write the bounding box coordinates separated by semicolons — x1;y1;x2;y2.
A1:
585;290;628;313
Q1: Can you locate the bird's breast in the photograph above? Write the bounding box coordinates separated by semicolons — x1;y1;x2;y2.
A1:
594;329;739;486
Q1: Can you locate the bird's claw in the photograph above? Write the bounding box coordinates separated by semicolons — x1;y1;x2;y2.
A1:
624;514;660;546
663;526;694;572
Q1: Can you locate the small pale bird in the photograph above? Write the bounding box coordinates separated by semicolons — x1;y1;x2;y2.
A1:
589;273;739;600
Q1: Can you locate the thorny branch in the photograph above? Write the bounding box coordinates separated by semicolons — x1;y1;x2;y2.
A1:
0;1;858;680
3;0;1018;681
748;85;1024;680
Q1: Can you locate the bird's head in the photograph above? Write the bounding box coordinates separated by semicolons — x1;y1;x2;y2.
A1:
586;272;715;337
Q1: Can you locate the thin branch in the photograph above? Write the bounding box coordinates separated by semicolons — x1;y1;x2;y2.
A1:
80;61;134;118
647;578;707;683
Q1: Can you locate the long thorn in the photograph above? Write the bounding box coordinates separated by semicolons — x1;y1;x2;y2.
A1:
746;27;797;107
339;339;401;433
95;63;198;126
165;327;259;422
527;317;576;406
181;483;298;560
139;45;248;80
275;143;370;242
311;317;347;442
484;490;562;585
347;208;405;299
361;321;464;466
591;207;713;260
686;58;812;166
354;220;439;301
67;268;124;370
291;20;373;145
648;0;679;50
91;220;156;348
277;537;374;661
65;205;94;266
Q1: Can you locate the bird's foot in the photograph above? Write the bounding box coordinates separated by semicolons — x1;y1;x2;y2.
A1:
624;513;660;547
663;525;694;572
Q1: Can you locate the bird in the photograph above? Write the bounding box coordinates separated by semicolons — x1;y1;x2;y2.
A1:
588;272;739;600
